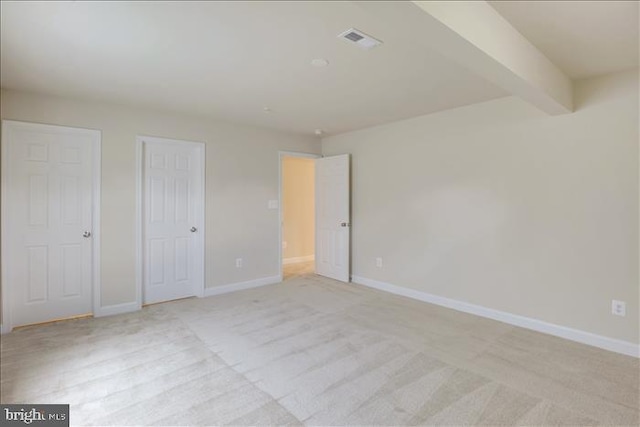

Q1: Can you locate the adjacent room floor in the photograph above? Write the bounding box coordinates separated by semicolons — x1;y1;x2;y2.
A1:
1;272;638;426
283;261;314;280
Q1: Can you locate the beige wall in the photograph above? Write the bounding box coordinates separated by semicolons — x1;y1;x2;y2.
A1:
2;69;637;345
0;89;320;308
282;157;315;261
322;69;639;344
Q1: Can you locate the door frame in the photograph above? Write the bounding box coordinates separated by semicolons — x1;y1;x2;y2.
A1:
278;151;321;280
1;120;102;334
135;135;206;306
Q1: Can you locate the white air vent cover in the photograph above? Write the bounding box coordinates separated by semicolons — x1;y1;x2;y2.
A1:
338;28;382;50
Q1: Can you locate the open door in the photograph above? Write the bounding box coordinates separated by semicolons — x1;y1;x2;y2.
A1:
315;154;350;282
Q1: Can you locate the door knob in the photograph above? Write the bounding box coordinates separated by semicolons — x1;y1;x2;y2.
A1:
83;231;91;238
190;227;197;233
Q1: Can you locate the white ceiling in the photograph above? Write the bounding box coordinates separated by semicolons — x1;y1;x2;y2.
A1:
0;1;506;135
489;1;639;79
1;2;637;136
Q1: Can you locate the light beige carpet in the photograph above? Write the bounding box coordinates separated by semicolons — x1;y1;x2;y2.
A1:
1;272;638;426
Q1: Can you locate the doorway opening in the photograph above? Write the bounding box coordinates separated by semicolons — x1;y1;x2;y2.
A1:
279;152;319;280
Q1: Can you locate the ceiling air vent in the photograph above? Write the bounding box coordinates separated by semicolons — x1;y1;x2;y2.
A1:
338;28;382;50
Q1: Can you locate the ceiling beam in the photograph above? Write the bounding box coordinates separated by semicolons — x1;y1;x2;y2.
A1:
410;1;573;114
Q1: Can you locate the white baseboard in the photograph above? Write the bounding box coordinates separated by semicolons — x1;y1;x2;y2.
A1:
351;275;639;358
204;275;281;297
283;255;315;265
94;301;141;318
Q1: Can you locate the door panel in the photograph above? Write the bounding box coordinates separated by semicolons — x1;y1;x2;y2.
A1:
315;154;350;282
27;246;48;302
3;121;97;328
143;138;203;304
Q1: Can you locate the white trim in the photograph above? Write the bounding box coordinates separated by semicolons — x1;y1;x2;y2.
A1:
91;124;103;323
136;135;206;306
134;139;144;312
94;301;140;317
283;255;315;265
1;121;10;334
1;120;102;334
203;275;281;297
352;275;640;358
278;151;321;279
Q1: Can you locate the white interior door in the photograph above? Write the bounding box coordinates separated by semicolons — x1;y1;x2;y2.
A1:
315;154;350;282
2;121;99;329
142;137;204;304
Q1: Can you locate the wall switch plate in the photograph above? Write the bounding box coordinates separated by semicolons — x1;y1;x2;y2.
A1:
282;241;287;249
375;257;383;268
236;258;243;268
612;300;626;317
268;200;279;209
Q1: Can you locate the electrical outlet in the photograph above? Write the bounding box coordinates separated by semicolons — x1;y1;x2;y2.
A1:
611;300;626;317
375;257;383;268
236;258;243;268
282;241;288;249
